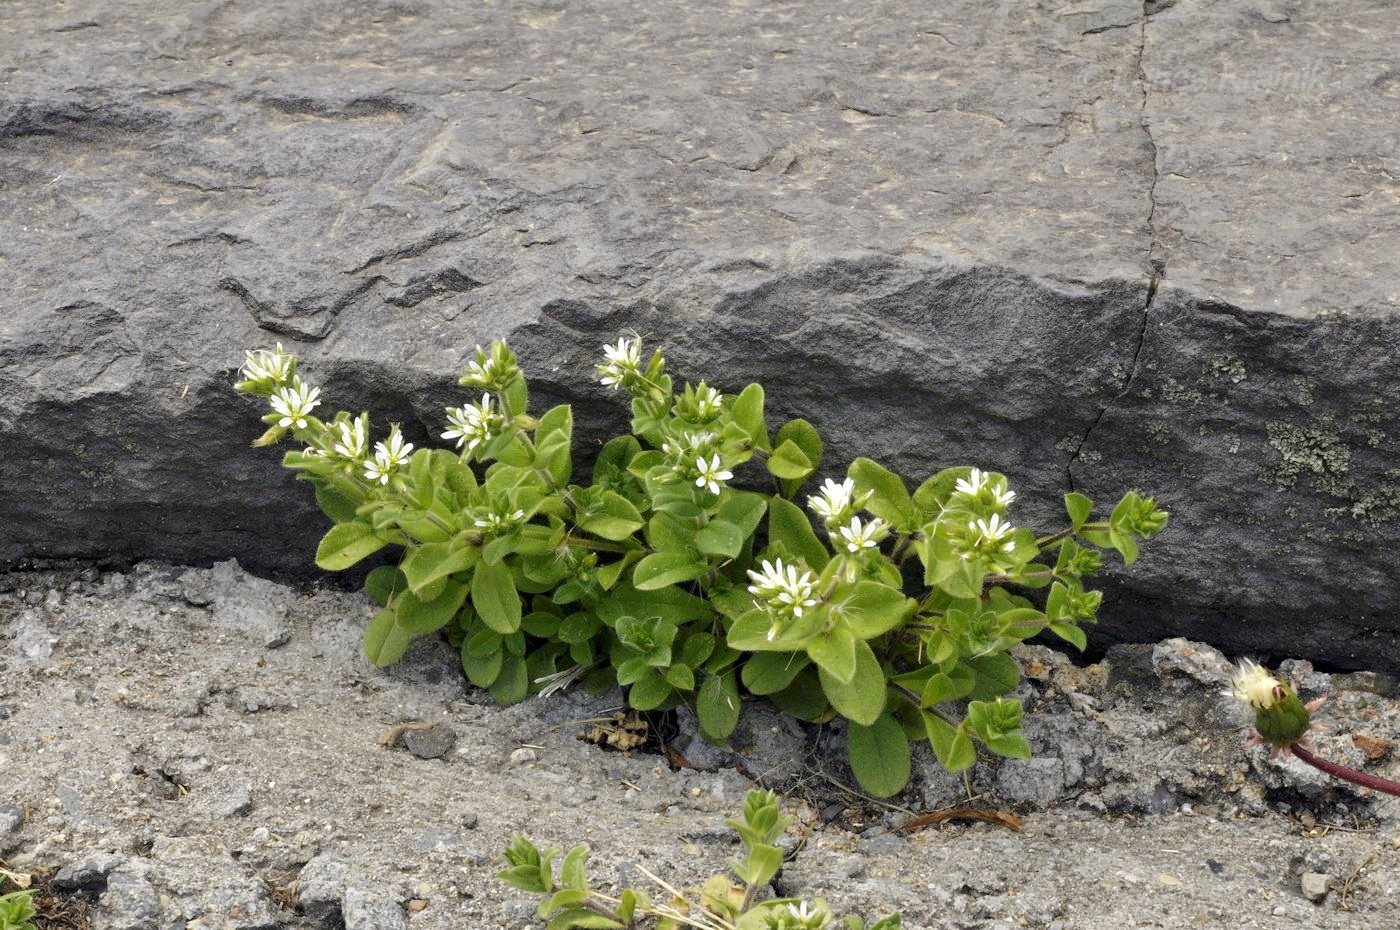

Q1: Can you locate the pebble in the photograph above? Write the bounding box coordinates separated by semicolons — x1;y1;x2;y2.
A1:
0;805;23;835
1300;872;1331;903
54;852;127;891
403;724;457;760
509;747;537;766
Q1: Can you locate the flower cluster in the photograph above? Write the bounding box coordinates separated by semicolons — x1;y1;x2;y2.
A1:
674;381;724;422
460;342;521;392
767;901;832;930
834;515;889;554
597;337;644;391
473;507;528;535
236;342;296;392
952;467;1015;511
269;377;322;430
956;512;1017;561
807;477;870;528
442;394;503;456
747;558;820;640
364;426;413;485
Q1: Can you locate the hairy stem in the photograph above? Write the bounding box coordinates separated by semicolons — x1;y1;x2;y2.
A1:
1290;743;1400;797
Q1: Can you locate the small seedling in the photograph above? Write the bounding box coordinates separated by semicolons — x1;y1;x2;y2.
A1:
498;788;901;929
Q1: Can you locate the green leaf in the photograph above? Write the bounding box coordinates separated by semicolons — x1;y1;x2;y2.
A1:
769;667;830;721
316;522;387;571
401;541;478;594
697;672;741;741
847;712;912;797
741;652;809;695
716;492;768;539
773;419;823;484
967;699;1032;759
1065;492;1093;531
490;653;530;704
395;581;468;634
632;550;708;590
560;844;587;892
364;608;411;666
461;642;504;688
766;439;814;481
472;560;523;633
966;653;1020;700
665;663;696;691
920;664;975;706
1049;620;1088;650
817;638;885;725
806;622;858;683
923;713;975;772
314;482;359;523
628;672;673;710
546;908;624;929
767;497;830;570
363;565;403;606
695;520;744;559
838;582;913;639
597;580;711;626
848;458;915;528
577;491;645;541
730;383;768;449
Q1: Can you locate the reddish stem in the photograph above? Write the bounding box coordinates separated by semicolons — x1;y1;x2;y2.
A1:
1290;743;1400;798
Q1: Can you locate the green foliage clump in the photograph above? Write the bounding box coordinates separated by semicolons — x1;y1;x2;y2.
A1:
0;889;36;930
236;336;1166;797
498;788;901;929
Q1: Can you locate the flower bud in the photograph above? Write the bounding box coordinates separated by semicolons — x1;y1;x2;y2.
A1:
1230;660;1312;749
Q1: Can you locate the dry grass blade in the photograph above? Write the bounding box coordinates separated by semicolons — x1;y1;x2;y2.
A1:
892;806;1025;833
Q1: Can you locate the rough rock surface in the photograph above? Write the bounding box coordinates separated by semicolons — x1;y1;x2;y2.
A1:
5;562;1400;928
2;1;1399;669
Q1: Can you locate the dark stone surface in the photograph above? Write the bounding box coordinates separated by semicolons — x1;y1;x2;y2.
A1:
1;0;1397;669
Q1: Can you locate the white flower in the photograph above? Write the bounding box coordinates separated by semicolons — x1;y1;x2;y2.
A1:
746;558;820;632
441;394;499;453
364;427;414;485
954;467;1016;509
693;383;723;418
661;431;715;460
785;902;828;928
598;337;643;390
332;414;368;460
269;378;321;429
807;477;870;524
240;343;294;385
694;454;733;495
474;509;527;534
969;512;1015;551
835;516;889;554
1231;659;1284;711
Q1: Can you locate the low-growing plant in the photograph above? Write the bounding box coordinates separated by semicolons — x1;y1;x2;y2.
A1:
0;888;36;930
235;335;1167;796
498;788;900;929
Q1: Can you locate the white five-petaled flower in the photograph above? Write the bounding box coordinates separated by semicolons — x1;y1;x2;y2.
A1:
441;394;499;453
241;343;294;385
269;378;321;430
955;467;1016;509
784;901;828;928
807;477;870;525
836;515;889;554
1230;659;1284;711
693;383;723;418
746;558;820;638
364;427;414;485
332;414;368;461
598;337;644;390
694;454;733;495
969;512;1015;552
474;508;527;534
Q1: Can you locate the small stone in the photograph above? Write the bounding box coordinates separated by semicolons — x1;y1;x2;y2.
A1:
509;747;537;766
297;855;350;925
217;786;254;818
1300;872;1331;903
99;871;160;930
54;852;127;891
0;805;23;834
460;811;479;830
343;886;406;930
403;724;457;760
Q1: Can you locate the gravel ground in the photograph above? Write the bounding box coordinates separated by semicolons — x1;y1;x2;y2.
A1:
2;561;1398;929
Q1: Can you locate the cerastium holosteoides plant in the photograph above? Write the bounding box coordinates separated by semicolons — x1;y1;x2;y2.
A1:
235;336;1167;796
498;788;901;929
